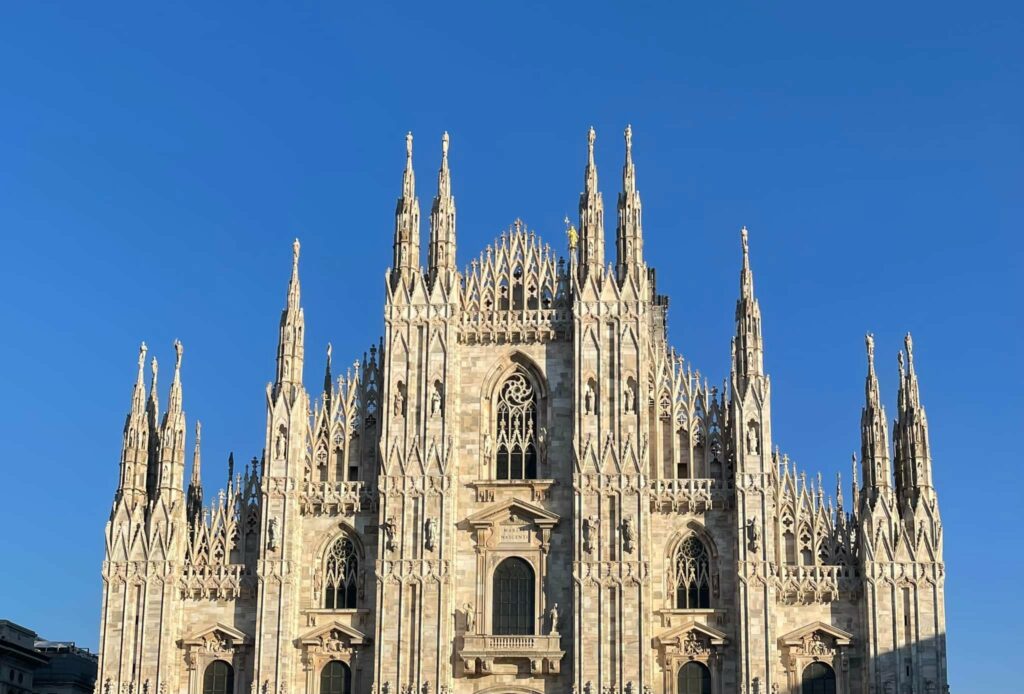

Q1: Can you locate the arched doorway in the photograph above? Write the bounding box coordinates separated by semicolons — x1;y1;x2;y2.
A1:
202;660;234;694
320;660;352;694
802;662;837;694
492;556;535;635
677;661;711;694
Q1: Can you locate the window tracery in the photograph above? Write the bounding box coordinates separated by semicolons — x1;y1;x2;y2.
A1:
673;536;712;609
323;537;358;609
495;370;538;480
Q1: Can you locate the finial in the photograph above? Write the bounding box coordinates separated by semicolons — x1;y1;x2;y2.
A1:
865;332;875;369
150;356;159;383
406;131;413;160
441;131;449;159
138;342;148;370
292;238;301;266
173;339;183;372
624;124;632;153
897;350;905;376
741;226;749;256
587;126;596;164
514;218;523;234
326;342;332;363
195;420;202;443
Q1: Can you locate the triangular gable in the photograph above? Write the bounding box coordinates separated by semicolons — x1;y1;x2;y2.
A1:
779;621;853;647
654;619;728;647
466;497;560;529
181;622;251;647
297;620;369;647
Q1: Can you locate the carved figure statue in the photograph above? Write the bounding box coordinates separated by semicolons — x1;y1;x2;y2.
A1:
622;515;636;553
537;426;548;462
482;434;492;461
424;518;437;551
582;515;597;553
584;384;594;414
382;516;397;552
464;603;476;633
267;517;278;551
548;602;560;634
747;425;759;454
624;385;635;413
394;390;405;417
275;429;285;459
430;388;441;416
748;517;761;552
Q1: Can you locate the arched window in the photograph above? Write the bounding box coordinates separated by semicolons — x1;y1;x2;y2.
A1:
320;660;351;694
202;660;234;694
323;537;358;609
492;557;535;635
802;662;836;694
673;536;711;609
495;370;538;480
677;661;711;694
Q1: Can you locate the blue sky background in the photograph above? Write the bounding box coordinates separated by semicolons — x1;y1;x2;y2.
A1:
0;2;1020;691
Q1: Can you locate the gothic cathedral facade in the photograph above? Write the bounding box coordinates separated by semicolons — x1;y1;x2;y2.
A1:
95;128;948;694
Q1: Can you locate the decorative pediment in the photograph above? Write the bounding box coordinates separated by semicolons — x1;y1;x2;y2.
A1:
297;620;369;648
654;619;729;650
179;623;251;652
779;621;852;658
466;497;560;530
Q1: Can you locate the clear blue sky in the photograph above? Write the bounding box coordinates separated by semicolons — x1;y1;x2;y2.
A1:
0;2;1020;691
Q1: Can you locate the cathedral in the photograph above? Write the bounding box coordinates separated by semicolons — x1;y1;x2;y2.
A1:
95;127;948;694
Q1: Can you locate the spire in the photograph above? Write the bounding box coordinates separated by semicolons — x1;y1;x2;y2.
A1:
392;131;422;286
323;343;333;401
577;126;605;281
894;332;934;508
274;239;305;396
731;227;765;387
116;342;151;504
615;124;644;284
157;340;187;499
187;420;203;524
144;355;161;500
428;131;457;290
860;333;893;500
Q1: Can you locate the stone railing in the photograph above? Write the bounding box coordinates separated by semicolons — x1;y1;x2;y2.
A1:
649;478;719;513
775;564;857;604
459;308;572;345
179;564;250;600
461;633;564;675
299;480;377;516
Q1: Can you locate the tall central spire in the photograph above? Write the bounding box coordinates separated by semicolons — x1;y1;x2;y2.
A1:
860;333;892;496
577;126;605;281
275;239;305;396
392;131;422;286
731;227;764;388
895;333;934;508
428;131;456;290
615;124;644;284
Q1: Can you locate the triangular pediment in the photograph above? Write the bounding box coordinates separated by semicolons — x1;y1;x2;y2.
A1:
466;497;560;529
654;619;728;646
181;622;251;646
297;620;369;646
779;621;853;647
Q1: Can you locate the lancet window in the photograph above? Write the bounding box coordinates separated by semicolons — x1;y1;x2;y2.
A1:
673;536;712;609
202;661;234;694
678;661;712;694
492;557;535;635
495;370;538;480
802;662;836;694
323;537;358;609
320;661;352;694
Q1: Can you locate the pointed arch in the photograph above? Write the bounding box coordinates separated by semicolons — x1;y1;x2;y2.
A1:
667;522;718;610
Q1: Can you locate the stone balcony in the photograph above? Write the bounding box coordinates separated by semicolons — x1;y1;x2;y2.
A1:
649;478;722;513
299;480;377;516
460;633;564;675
